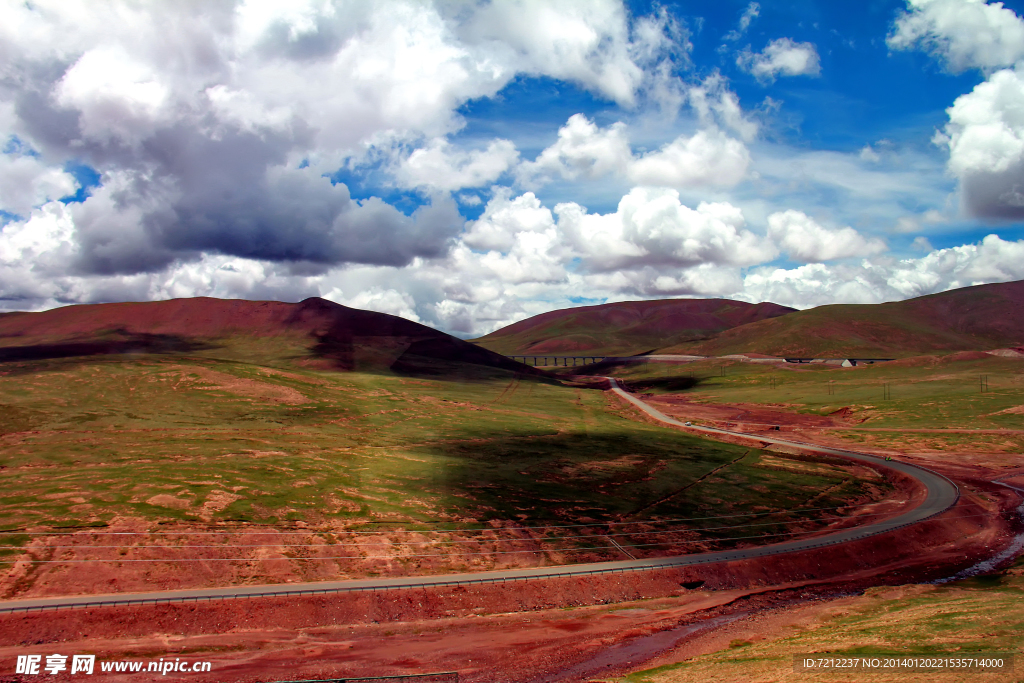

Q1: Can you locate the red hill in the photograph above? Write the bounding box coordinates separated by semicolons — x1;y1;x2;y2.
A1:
0;297;534;375
471;298;795;356
668;279;1024;357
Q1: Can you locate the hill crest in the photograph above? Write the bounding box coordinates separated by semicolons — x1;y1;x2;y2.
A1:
0;297;535;375
473;298;795;356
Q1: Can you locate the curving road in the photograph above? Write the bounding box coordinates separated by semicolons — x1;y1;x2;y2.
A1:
0;379;959;614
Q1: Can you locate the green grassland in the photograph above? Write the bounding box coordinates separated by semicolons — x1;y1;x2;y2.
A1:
0;345;887;567
574;355;1024;448
618;557;1024;683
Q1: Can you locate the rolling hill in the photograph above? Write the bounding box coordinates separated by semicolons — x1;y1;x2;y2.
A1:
471;298;795;357
661;279;1024;358
0;297;536;376
472;280;1024;359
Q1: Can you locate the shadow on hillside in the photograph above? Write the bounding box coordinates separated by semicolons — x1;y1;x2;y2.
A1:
406;427;737;524
621;375;703;393
0;332;217;364
559;358;647;375
310;332;557;384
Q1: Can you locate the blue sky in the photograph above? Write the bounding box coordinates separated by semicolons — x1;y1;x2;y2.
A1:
1;0;1023;335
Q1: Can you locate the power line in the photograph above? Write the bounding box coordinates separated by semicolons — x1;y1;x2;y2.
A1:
0;504;883;537
0;512;993;564
18;516;897;552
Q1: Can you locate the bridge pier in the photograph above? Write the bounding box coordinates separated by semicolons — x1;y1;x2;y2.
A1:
510;355;607;367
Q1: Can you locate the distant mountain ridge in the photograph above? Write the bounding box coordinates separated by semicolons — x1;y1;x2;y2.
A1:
0;297;535;375
674;279;1024;358
471;298;795;357
473;280;1024;358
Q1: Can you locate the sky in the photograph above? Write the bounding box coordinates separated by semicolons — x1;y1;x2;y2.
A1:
2;0;1024;337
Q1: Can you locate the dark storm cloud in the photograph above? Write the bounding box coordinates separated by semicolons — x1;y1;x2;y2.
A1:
13;82;462;277
961;165;1024;221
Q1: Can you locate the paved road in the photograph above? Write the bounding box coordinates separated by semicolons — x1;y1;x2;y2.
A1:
0;380;959;614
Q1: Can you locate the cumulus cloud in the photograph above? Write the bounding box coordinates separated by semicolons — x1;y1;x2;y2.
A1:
0;147;78;216
0;200;322;310
0;0;685;287
463;190;557;252
889;1;1024;219
888;0;1024;72
335;187;778;334
628;129;751;188
324;286;423;323
936;64;1024;218
521;113;751;190
557;187;776;271
395;138;519;191
738;38;821;82
766;210;887;262
743;234;1024;308
518;114;632;184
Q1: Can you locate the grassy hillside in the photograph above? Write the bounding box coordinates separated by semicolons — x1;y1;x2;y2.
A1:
620;560;1024;683
472;299;794;356
588;353;1024;453
662;280;1024;358
0;297;887;594
0;296;534;376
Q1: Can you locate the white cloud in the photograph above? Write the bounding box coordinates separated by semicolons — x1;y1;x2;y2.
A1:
0;0;688;279
743;234;1024;308
321;187;778;334
54;46;172;145
584;263;743;298
324;286;423;323
859;145;881;162
738;38;821;82
6;187;1021;342
724;3;760;41
687;73;759;141
895;209;948;233
557;187;776;271
0;200;77;268
911;235;934;251
766;210;887;262
455;0;671;108
943;65;1024;176
888;0;1024;72
522;113;751;190
395;138;519;191
462;190;556;252
0;152;78;216
890;1;1024;219
518;114;632;183
935;63;1024;218
628;129;751;188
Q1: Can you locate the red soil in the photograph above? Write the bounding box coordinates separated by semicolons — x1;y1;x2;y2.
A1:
2;393;1017;683
0;479;1013;683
